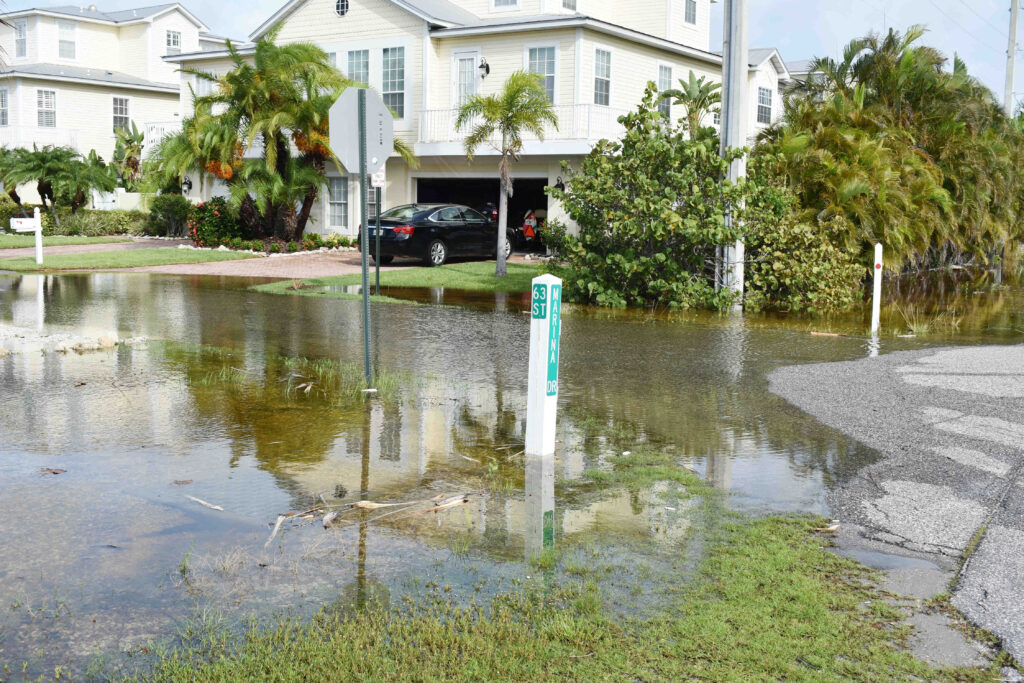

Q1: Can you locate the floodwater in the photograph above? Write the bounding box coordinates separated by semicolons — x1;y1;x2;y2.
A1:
0;269;1021;677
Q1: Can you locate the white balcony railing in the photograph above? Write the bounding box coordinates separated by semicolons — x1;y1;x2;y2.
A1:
0;126;80;151
143;120;183;157
418;104;630;146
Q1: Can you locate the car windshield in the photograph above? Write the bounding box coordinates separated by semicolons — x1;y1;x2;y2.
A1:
380;205;431;221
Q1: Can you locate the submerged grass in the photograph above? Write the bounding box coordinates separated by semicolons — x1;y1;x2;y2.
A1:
133;516;997;681
252;261;541;298
583;448;704;491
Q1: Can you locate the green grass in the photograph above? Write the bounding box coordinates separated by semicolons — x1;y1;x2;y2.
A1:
253;261;542;297
0;248;258;272
134;515;998;682
0;235;130;249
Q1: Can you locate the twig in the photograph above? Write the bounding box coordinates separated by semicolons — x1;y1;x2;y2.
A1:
264;515;286;549
186;495;224;511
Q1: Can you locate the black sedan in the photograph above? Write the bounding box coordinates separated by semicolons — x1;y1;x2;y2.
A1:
364;204;515;267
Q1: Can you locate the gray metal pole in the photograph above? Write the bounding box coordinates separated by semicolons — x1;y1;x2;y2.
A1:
719;0;748;305
358;89;372;386
1006;0;1019;116
375;186;381;295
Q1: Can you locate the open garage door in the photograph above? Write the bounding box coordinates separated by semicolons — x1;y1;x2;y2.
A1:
416;177;549;251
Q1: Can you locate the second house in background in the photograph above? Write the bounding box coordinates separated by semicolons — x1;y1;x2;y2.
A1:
169;0;790;238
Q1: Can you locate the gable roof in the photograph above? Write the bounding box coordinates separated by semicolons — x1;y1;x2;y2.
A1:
4;3;208;30
0;63;179;93
250;0;477;39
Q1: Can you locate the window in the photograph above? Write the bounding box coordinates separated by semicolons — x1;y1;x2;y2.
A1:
166;30;181;56
336;0;349;15
562;0;576;9
757;86;773;124
528;46;556;102
348;49;369;85
685;0;697;24
658;65;672;118
367;186;380;219
328;177;348;228
382;47;405;118
57;20;76;59
328;52;337;67
113;97;130;133
0;90;8;127
37;90;56;127
455;53;478;107
713;110;721;126
594;49;611;106
493;0;518;7
14;21;27;59
434;207;462;222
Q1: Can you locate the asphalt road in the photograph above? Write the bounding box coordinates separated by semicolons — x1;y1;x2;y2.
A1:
769;344;1024;662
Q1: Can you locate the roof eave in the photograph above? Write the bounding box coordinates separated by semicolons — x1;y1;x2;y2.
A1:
164;45;256;63
0;71;179;94
248;0;452;41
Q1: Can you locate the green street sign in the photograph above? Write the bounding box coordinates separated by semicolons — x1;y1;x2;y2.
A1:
546;284;562;396
531;283;548;319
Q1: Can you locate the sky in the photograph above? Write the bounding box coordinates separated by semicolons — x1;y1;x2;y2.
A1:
8;0;1021;105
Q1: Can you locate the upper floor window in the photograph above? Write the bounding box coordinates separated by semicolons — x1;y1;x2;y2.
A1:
328;52;337;67
493;0;518;8
0;89;8;127
658;65;672;119
757;87;773;124
113;97;130;133
563;0;577;9
14;21;27;58
455;52;478;107
57;20;76;59
348;49;369;86
594;49;611;106
37;89;56;127
166;30;181;56
336;0;349;16
382;47;405;118
528;46;556;102
685;0;697;24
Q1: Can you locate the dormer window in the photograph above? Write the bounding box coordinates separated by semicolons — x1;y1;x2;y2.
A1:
57;20;76;60
166;30;181;56
336;0;349;16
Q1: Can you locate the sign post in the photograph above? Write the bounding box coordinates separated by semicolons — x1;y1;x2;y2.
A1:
871;243;883;336
329;88;394;387
371;169;385;296
525;274;563;456
11;208;43;266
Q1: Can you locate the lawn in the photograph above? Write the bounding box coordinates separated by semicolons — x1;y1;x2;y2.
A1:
0;235;131;249
0;248;260;272
136;514;998;682
253;261;542;297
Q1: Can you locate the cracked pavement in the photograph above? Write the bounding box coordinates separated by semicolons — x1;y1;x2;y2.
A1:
769;344;1024;662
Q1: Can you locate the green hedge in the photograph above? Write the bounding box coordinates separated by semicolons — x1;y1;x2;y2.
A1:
0;203;149;237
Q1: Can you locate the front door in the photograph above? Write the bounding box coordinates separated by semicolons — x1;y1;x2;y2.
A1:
452;51;480;109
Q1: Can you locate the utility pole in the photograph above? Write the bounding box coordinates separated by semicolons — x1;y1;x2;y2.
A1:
1006;0;1019;116
719;0;748;305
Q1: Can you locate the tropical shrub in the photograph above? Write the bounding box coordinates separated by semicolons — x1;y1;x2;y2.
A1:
324;233;352;248
252;240;265;252
286;241;299;253
269;242;281;254
148;193;191;237
302;233;323;250
188;197;243;247
546;86;749;309
40;209;148;236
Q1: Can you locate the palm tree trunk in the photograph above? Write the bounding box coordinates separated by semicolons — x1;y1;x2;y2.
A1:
495;146;511;278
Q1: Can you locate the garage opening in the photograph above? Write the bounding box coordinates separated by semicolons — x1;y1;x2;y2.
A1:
416;177;549;252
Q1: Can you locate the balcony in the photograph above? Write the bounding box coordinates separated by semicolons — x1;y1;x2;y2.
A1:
417;104;629;156
143;121;183;157
0;126;80;152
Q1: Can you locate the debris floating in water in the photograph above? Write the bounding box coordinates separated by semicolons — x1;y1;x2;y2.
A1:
186;495;224;511
264;515;286;548
38;468;67;476
322;511;340;528
171;479;193;486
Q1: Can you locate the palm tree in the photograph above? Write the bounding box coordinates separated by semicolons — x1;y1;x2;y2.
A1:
456;70;558;277
113;122;146;191
664;71;721;140
5;145;79;228
65;150;117;213
0;147;25;211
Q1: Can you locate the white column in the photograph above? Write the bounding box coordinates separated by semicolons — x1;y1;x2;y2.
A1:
871;243;883;336
525;274;563;456
719;0;748;304
34;207;43;266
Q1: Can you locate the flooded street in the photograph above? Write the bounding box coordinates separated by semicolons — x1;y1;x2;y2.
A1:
1;270;1021;677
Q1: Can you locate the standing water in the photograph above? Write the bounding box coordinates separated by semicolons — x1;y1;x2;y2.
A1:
0;270;1021;676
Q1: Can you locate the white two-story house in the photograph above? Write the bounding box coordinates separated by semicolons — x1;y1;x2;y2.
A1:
0;3;230;165
169;0;789;237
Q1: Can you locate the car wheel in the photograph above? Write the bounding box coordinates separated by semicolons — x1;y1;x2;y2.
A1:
425;239;448;267
372;255;394;265
503;234;514;260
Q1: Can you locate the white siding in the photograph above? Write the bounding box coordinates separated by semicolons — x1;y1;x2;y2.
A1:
149;11;203;84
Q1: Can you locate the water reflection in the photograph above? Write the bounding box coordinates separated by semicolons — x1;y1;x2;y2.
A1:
524;453;554;561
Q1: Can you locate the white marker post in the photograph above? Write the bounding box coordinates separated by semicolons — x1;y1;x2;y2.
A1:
11;208;43;266
525;274;563;456
871;243;883;336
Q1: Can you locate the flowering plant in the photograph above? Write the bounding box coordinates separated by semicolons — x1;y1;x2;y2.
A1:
188;197;244;247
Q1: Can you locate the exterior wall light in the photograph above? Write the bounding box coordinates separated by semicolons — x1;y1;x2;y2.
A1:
479;58;490;79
